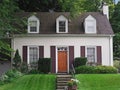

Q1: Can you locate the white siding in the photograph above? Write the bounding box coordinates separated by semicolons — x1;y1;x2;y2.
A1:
12;36;113;66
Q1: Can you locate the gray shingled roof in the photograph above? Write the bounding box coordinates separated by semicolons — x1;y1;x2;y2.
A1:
17;12;114;35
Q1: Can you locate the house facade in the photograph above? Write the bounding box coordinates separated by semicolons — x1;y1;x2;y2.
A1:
11;5;114;73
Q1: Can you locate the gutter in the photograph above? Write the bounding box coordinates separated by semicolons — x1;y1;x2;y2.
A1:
12;34;115;38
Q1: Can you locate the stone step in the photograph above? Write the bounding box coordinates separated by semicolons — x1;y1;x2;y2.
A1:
57;78;71;81
57;72;68;75
57;82;68;86
57;86;68;89
57;81;68;83
57;75;72;78
56;89;64;90
56;74;72;90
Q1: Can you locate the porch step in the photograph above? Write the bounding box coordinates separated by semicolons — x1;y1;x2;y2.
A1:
56;74;72;90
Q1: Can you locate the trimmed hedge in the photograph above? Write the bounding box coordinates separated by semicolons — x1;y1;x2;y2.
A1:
74;57;87;68
75;65;118;74
38;58;51;73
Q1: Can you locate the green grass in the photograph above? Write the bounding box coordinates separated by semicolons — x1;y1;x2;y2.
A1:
0;74;56;90
76;74;120;90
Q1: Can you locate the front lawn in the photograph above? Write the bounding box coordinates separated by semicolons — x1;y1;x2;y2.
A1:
0;74;56;90
76;74;120;90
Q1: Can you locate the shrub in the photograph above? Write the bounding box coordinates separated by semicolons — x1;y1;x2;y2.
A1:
28;69;39;74
20;62;28;73
0;69;22;83
75;65;118;74
38;58;51;73
74;57;87;68
75;66;95;74
12;49;22;70
114;60;120;72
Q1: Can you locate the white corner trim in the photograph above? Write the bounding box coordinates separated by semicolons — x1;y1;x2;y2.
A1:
28;15;40;33
56;15;68;33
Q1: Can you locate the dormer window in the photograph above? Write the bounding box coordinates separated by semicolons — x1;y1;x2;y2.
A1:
84;15;96;34
59;21;66;32
56;15;68;33
28;15;40;33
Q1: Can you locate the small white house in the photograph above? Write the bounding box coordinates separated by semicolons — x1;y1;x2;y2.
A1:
11;5;114;73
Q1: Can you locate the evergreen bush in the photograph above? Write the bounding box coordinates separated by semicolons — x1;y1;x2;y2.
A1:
38;58;51;73
74;57;87;68
12;49;21;70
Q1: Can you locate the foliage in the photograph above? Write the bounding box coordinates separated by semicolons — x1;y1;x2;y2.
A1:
113;33;120;58
0;40;12;60
75;65;118;74
67;78;79;87
114;60;120;72
16;0;114;17
12;49;22;70
28;69;40;74
0;0;26;61
0;69;22;84
58;0;114;17
111;2;120;59
110;1;120;33
38;58;51;73
76;74;120;90
74;57;87;68
17;0;61;12
0;74;56;90
20;62;28;73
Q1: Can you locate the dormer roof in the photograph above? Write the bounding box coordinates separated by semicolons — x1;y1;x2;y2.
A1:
16;12;114;35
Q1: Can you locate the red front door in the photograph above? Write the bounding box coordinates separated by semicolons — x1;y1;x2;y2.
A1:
58;51;67;72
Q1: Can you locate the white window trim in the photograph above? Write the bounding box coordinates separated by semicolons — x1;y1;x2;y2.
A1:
28;15;40;33
84;15;96;34
85;46;97;63
56;15;68;33
27;46;39;64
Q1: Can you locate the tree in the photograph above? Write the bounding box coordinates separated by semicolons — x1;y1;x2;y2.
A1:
111;1;120;59
110;1;120;33
17;0;61;12
0;0;26;60
17;0;114;17
12;49;22;70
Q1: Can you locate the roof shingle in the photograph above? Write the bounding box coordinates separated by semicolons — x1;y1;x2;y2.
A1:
17;12;114;35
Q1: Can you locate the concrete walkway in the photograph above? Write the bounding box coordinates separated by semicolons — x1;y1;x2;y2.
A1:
0;61;11;76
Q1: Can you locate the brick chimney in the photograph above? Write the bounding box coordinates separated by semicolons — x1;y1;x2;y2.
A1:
102;2;109;19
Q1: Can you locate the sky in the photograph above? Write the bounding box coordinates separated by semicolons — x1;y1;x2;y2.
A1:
115;0;120;4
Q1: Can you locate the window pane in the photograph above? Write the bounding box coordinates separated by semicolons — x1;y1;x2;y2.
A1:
29;21;37;32
59;21;66;32
87;47;95;62
29;47;38;64
87;20;95;33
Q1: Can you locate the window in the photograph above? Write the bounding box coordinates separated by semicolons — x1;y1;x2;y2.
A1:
56;15;68;33
86;20;94;32
84;15;96;34
29;46;39;64
29;21;37;32
87;47;96;63
59;21;66;32
28;15;40;33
